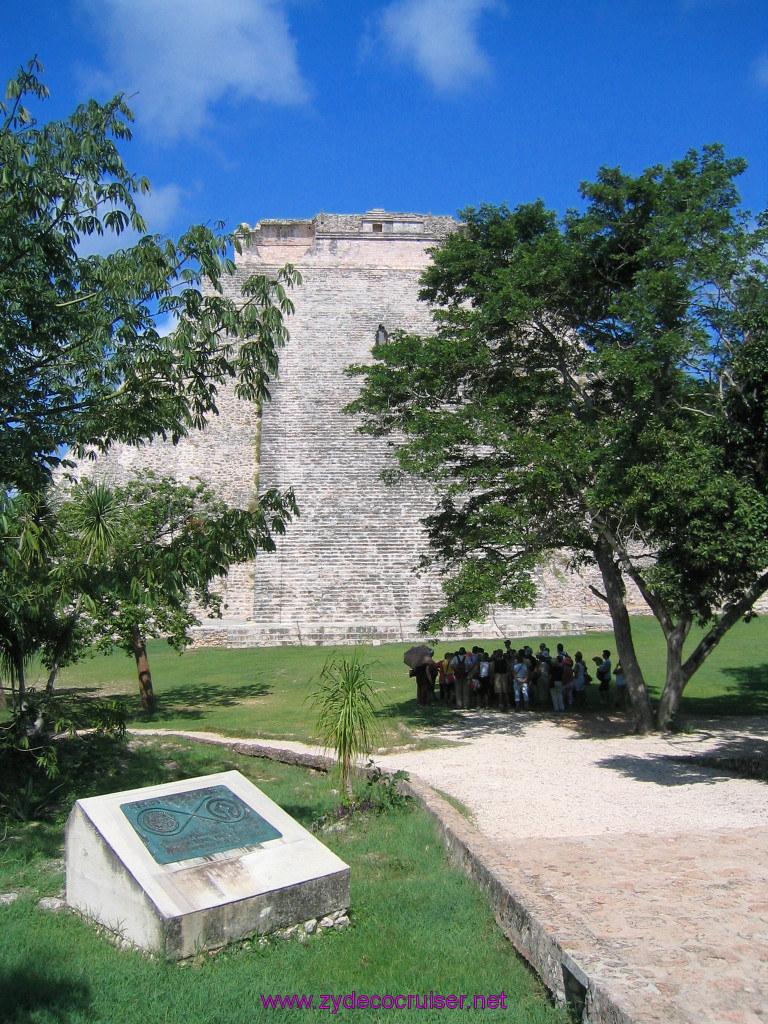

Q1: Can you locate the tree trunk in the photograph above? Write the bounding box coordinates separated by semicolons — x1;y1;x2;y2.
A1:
342;753;353;803
132;623;155;712
595;538;655;733
15;652;26;707
656;617;692;730
45;650;64;695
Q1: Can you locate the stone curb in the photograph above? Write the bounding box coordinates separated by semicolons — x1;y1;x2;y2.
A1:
129;730;688;1023
232;741;337;772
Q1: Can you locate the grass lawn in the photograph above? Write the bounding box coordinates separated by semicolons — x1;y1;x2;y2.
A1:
0;736;570;1024
24;614;768;745
3;616;766;1022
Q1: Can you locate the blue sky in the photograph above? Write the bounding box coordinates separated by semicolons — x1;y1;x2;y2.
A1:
4;0;768;242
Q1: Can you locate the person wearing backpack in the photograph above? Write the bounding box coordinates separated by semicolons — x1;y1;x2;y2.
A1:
512;652;530;710
410;652;437;707
573;651;588;707
465;647;480;709
549;654;564;711
492;648;509;710
595;650;612;705
452;648;470;709
439;652;454;704
477;651;491;708
561;655;574;708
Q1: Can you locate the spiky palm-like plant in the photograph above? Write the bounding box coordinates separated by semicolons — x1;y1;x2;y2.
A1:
309;650;382;802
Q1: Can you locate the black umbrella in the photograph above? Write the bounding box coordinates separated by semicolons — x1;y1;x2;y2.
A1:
403;644;433;669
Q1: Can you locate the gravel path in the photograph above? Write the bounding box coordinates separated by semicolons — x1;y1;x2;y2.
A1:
138;713;768;842
373;711;768;1023
374;711;768;842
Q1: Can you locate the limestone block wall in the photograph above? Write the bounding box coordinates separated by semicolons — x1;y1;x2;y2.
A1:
232;213;452;644
74;210;640;646
67;383;260;619
198;210;623;645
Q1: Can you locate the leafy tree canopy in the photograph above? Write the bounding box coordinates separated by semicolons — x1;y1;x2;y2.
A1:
0;60;301;715
0;59;299;491
347;145;768;731
56;475;298;710
0;476;297;713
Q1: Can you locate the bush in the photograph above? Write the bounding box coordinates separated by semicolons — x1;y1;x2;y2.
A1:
0;691;126;820
308;650;383;801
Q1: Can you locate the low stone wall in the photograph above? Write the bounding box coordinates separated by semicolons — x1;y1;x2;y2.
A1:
189;609;616;648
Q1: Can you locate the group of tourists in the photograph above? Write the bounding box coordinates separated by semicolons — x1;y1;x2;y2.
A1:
412;640;628;712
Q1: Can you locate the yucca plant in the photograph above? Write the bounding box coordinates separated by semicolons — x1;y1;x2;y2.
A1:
309;650;382;802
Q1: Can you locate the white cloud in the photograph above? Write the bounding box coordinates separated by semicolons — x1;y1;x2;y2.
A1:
80;0;310;140
136;184;184;233
157;313;180;338
371;0;503;92
75;182;186;257
755;54;768;89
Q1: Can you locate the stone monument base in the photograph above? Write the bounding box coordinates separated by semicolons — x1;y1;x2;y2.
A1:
66;770;350;958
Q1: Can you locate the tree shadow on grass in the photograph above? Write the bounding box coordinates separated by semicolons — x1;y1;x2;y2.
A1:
379;696;456;731
0;813;64;859
55;686;104;696
275;800;326;830
678;664;768;718
0;967;91;1024
125;680;272;723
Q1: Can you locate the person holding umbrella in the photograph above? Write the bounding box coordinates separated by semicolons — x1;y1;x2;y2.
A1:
404;645;437;707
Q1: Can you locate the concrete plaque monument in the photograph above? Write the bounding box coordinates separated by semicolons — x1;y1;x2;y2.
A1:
66;770;350;958
120;784;283;864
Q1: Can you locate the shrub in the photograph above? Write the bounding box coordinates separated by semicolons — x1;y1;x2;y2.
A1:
308;650;382;801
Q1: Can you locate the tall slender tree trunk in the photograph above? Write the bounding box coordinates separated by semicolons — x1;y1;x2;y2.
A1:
132;623;155;712
45;650;64;695
46;606;79;694
343;754;353;803
595;538;655;733
656;617;692;731
15;651;26;707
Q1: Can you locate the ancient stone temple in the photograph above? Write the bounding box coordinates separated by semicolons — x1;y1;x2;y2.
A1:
78;211;619;646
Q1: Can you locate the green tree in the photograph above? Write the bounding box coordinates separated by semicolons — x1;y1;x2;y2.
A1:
58;476;297;711
0;490;59;705
0;58;299;492
347;146;768;732
0;59;301;711
309;651;382;801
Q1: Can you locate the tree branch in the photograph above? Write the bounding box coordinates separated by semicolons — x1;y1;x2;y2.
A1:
682;569;768;680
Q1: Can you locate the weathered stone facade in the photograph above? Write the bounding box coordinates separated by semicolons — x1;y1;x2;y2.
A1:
76;210;635;646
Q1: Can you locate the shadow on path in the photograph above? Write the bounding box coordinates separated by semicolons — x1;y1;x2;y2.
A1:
386;701;567;742
594;752;739;786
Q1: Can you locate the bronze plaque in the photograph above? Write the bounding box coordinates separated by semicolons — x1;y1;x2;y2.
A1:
121;785;282;864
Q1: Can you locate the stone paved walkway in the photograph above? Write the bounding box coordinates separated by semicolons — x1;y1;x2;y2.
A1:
135;718;768;1024
487;825;768;1024
375;714;768;1024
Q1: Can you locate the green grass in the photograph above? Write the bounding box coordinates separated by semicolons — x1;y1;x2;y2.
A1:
596;614;768;717
25;615;768;746
0;736;569;1024
4;614;765;1022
